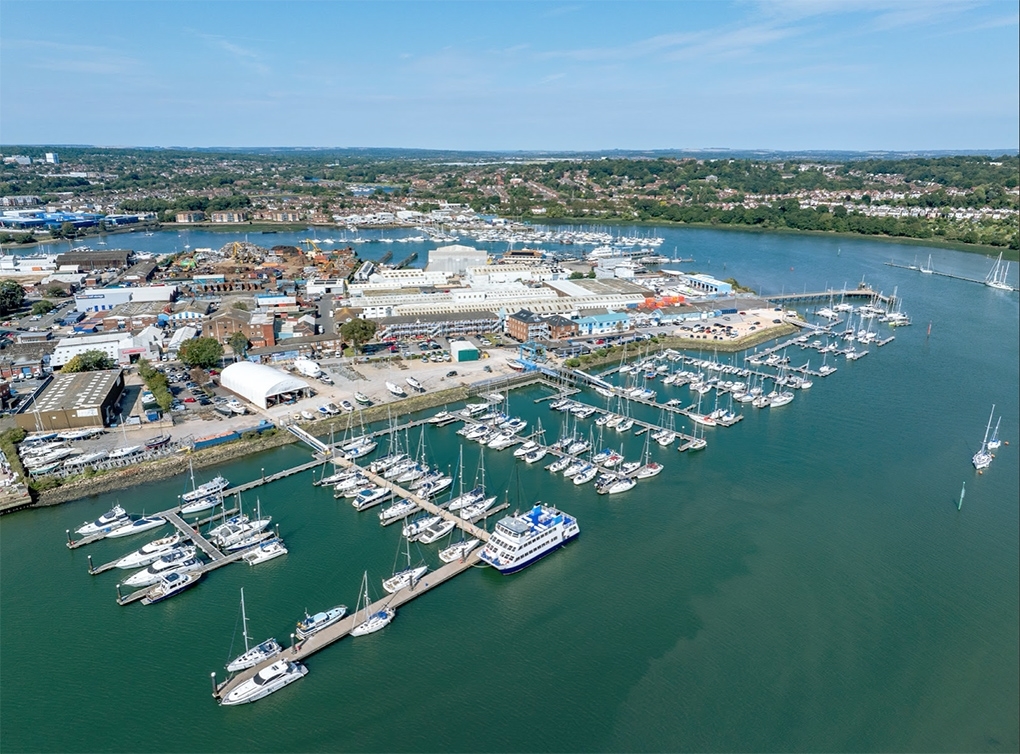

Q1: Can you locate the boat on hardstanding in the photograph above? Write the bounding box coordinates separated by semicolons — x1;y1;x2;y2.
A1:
479;503;580;574
76;504;128;535
973;405;996;470
220;659;308;706
140;570;202;605
385;381;407;397
350;571;395;637
144;434;172;450
354;392;372;405
405;376;424;392
114;533;185;569
227;589;282;672
296;605;347;640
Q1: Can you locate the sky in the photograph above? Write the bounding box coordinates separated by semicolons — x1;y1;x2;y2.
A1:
1;0;1017;151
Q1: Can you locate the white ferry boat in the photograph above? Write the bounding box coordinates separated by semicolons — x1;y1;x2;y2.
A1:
479;503;580;574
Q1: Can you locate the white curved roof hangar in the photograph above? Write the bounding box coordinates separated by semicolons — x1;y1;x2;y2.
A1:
220;362;310;409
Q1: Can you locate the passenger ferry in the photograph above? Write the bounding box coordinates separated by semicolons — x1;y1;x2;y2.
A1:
479;503;580;574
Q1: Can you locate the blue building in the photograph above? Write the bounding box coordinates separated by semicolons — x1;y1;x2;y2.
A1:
573;311;632;336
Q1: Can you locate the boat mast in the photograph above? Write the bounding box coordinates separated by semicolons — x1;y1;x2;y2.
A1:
240;588;251;654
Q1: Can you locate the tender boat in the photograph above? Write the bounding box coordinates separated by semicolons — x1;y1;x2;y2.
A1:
105;515;166;539
243;538;288;565
296;605;347;640
220;660;308;706
76;505;129;535
479;503;580;574
114;533;184;569
140;570;202;605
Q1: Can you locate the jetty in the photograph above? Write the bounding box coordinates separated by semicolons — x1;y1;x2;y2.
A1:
884;261;1019;292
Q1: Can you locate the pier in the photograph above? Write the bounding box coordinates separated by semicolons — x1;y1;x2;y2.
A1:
212;549;483;701
884;261;1019;292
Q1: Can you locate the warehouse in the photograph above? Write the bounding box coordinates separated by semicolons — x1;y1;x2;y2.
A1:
218;361;311;409
15;369;124;432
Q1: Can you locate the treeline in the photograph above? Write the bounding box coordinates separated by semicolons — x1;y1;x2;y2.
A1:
119;194;252;215
623;199;1019;249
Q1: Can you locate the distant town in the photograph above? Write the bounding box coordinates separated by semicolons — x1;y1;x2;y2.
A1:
1;148;1017;250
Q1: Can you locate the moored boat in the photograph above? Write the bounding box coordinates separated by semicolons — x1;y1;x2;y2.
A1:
220;660;308;706
296;605;347;640
140;570;202;605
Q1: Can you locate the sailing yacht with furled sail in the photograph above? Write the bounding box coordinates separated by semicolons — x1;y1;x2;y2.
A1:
227;588;282;672
350;571;395;636
972;405;996;470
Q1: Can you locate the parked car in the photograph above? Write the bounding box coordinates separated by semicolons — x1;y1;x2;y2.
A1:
446;370;458;377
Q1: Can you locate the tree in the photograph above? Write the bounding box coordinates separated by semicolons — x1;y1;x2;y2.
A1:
231;301;249;311
228;331;250;359
45;284;69;298
31;300;55;316
178;336;224;368
0;279;25;314
61;349;115;373
340;318;378;354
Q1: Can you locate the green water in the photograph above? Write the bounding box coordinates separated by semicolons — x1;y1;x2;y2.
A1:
2;229;1017;752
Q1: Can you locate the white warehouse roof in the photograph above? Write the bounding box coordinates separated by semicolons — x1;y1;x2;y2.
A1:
219;362;310;409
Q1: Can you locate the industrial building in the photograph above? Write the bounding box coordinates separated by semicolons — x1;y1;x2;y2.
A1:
425;244;488;275
218;362;311;409
16;369;124;432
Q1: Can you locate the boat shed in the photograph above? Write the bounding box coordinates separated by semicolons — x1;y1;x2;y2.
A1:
15;369;124;432
218;361;311;409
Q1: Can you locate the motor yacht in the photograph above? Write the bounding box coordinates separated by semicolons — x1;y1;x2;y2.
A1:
220;660;308;706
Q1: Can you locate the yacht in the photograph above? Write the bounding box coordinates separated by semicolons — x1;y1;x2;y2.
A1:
459;496;497;520
296;605;347;640
224;530;275;552
572;465;598;485
447;485;485;512
513;440;540;458
105;516;166;539
438;538;480;563
418;519;456;544
405;376;425;392
634;461;664;479
243;538;289;565
379;499;420;524
115;533;185;569
123;552;201;587
354;392;372;405
972;406;996;470
524;446;548;464
140;570;203;605
76;504;128;535
479;503;580;574
402;515;442;541
107;445;143;460
350;572;395;637
385;381;407;397
615;418;635;432
382;564;428;594
220;660;308;706
227;589;283;672
545;456;572;473
181;475;230;505
369;453;406;474
352;487;393;511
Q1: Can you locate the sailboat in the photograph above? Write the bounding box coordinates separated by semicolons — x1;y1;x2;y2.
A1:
972;405;996;470
920;254;934;274
985;253;1012;291
350;571;395;636
180;459;229;515
987;416;1002;451
226;588;282;672
382;533;428;594
634;433;664;478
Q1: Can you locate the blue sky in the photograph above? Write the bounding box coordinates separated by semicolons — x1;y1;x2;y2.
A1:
1;1;1017;150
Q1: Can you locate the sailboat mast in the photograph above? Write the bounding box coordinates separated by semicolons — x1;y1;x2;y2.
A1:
240;588;251;653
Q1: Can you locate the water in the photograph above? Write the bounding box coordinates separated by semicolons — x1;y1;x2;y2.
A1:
2;228;1017;752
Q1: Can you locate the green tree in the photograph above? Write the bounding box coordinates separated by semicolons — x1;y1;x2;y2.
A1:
178;336;224;368
231;301;249;311
31;300;55;316
339;318;378;354
228;330;250;358
61;349;115;373
0;279;25;314
45;284;69;298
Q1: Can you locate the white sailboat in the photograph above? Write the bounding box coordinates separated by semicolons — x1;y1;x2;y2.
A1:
972;405;996;470
350;571;395;636
226;588;282;672
985;253;1012;291
382;534;428;594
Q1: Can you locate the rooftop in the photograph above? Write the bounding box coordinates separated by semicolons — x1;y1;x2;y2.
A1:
30;369;122;413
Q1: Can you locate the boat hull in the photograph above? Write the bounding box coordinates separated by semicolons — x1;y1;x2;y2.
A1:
488;531;580;575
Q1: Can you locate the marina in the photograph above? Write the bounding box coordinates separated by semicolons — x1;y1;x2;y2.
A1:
3;226;1016;752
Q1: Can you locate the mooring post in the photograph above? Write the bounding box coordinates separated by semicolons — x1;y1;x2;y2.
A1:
115;583;122;602
211;671;217;696
87;554;94;574
66;529;72;546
